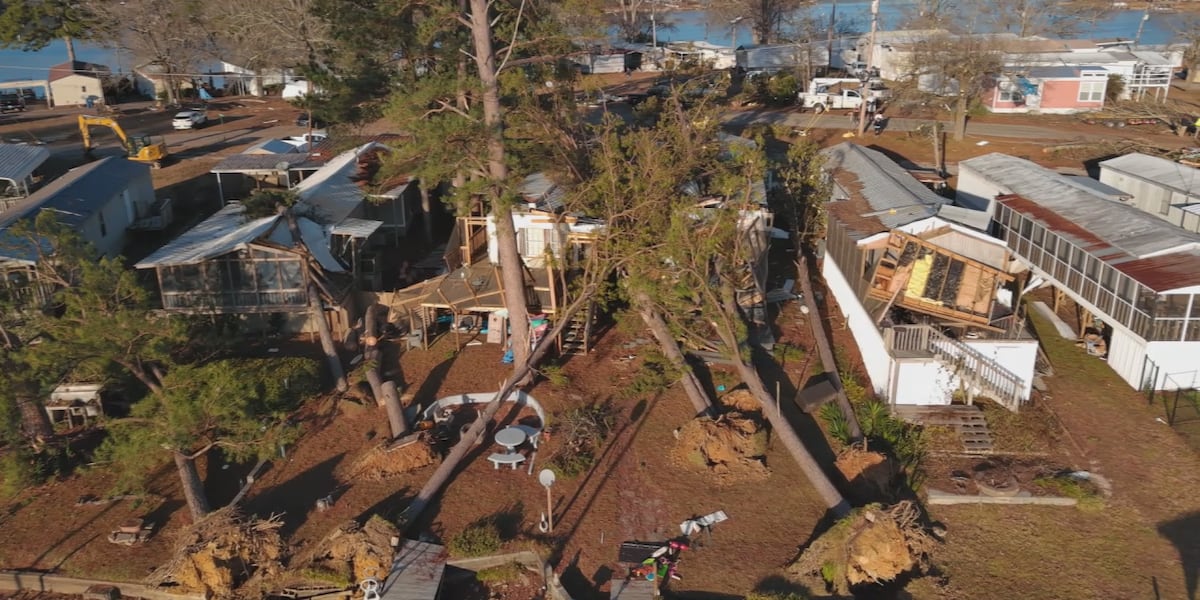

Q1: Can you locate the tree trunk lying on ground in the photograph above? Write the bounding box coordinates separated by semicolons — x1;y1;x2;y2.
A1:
397;290;594;530
175;449;212;520
634;292;712;417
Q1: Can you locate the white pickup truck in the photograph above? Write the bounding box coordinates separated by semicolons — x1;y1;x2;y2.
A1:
797;78;891;113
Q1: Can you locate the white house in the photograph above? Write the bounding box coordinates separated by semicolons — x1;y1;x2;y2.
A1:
820;143;1038;412
0;157;155;263
1099;153;1200;234
47;60;110;107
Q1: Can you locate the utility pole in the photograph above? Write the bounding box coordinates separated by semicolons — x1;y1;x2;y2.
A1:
651;0;658;68
856;0;879;137
1134;0;1152;47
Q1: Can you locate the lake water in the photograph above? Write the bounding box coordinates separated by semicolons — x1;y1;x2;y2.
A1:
0;1;1185;89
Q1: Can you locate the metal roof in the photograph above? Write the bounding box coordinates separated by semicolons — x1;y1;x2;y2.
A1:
519;172;565;212
210;153;318;174
1099;153;1200;199
1024;66;1080;79
243;138;303;155
379;540;446;600
821;143;948;232
295;142;386;225
330;217;383;239
0;157;149;230
134;203;282;268
1063;175;1132;201
997;195;1200;292
965;153;1200;258
0;144;50;184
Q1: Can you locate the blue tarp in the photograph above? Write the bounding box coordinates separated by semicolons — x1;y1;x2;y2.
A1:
1016;76;1039;96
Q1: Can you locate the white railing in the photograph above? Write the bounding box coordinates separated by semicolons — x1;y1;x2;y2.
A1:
886;324;1027;411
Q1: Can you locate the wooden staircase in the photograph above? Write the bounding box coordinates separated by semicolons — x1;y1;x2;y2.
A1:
887;324;1027;411
893;404;995;454
558;301;596;355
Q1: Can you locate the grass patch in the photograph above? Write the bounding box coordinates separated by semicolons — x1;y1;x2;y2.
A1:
476;561;526;584
979;400;1059;454
297;566;352;588
1033;474;1106;511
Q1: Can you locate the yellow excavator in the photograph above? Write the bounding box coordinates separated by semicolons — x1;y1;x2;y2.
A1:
78;115;169;167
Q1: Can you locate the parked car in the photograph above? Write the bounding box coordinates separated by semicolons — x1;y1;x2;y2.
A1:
172;110;207;129
294;113;327;128
0;93;26;113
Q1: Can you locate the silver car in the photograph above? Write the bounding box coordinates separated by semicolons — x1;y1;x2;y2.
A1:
172;110;207;129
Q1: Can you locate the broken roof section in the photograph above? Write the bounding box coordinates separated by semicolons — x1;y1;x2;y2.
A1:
821;143;949;236
294;141;390;226
134;203;345;272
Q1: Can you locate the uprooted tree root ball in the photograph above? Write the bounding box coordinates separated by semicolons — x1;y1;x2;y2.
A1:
788;501;938;595
345;441;438;481
146;507;286;599
673;390;770;484
291;515;400;586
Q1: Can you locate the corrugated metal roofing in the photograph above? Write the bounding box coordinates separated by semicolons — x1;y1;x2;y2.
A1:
519;172;565;212
1099;153;1200;198
937;204;992;231
997;195;1200;292
1063;175;1132;201
210;153;318;173
134;203;281;268
0;157;149;230
962;153;1200;258
1112;250;1200;293
295;142;385;225
1024;65;1080;79
330;217;382;239
243;138;302;155
379;540;446;600
135;203;346;272
0;144;51;184
821;143;948;231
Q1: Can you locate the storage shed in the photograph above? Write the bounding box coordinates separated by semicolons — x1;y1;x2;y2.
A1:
48;60;110;107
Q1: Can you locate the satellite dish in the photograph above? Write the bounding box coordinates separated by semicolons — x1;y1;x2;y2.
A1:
538;468;556;489
274;160;290;171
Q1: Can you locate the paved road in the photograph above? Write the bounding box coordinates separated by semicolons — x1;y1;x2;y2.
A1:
723;108;1107;142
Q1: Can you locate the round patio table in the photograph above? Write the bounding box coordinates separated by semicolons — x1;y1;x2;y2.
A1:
494;426;527;453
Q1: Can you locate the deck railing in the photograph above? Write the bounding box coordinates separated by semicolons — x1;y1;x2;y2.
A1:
886;324;1027;411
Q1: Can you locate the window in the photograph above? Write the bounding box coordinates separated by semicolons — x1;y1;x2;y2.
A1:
1078;76;1105;102
997;81;1017;103
97;211;107;237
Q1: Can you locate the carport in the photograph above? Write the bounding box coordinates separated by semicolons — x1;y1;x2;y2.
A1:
0;144;51;209
210;152;321;202
0;79;52;106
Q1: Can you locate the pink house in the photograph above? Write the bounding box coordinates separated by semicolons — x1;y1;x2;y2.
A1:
986;66;1108;114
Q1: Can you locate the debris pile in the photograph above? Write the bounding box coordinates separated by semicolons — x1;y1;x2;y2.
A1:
788;501;938;595
295;516;400;585
146;507;285;599
673;390;769;484
346;441;438;480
